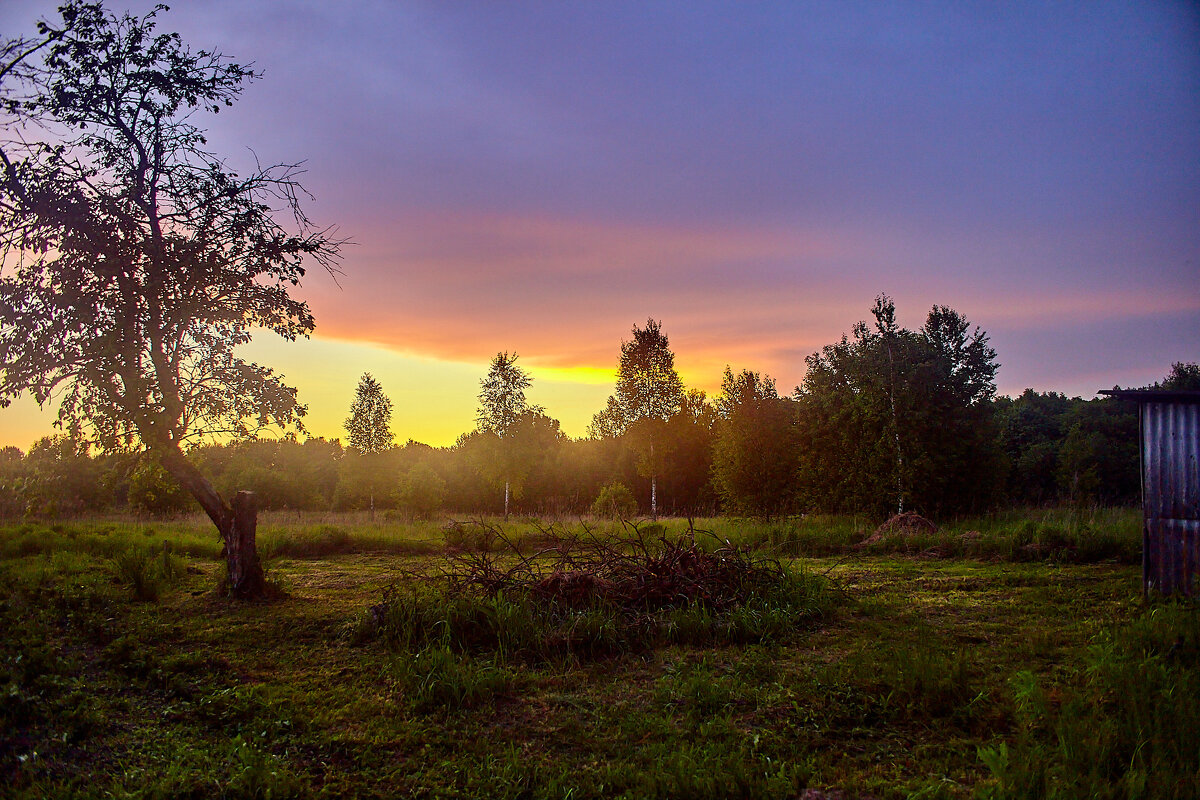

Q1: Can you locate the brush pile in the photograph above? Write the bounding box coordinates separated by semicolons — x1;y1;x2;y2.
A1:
430;519;787;614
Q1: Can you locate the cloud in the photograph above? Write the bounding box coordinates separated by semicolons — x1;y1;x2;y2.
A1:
301;212;865;374
296;210;1199;398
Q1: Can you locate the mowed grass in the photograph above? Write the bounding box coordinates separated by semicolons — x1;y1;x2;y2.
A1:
1;510;1193;799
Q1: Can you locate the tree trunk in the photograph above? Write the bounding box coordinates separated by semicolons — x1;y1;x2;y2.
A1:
224;491;266;599
369;492;375;522
882;337;905;515
152;443;267;599
504;480;510;522
651;474;658;522
649;438;659;521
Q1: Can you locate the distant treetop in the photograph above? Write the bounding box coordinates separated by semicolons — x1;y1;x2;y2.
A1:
345;373;394;454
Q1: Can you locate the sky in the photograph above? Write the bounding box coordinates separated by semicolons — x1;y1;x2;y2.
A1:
1;1;1198;449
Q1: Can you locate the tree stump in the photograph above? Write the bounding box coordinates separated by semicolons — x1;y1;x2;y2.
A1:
224;490;266;599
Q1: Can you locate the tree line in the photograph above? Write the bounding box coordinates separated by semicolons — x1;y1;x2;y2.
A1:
4;307;1192;521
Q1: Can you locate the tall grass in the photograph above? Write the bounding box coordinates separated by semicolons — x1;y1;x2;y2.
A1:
0;520;221;561
1;506;1140;566
355;586;646;660
355;567;834;667
704;507;1140;564
363;569;832;713
258;523;440;559
109;542;186;601
390;644;517;712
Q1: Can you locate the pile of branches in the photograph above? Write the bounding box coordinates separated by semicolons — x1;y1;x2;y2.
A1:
427;519;787;615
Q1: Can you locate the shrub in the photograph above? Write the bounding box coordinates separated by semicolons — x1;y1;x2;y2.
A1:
591;481;638;520
396;463;447;520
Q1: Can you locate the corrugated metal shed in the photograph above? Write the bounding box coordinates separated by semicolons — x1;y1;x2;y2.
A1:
1101;389;1200;596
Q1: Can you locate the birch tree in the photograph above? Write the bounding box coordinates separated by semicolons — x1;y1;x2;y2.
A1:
476;351;539;520
794;297;1001;517
344;373;394;519
590;319;683;520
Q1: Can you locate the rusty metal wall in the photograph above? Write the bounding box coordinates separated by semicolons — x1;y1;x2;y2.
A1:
1142;400;1200;595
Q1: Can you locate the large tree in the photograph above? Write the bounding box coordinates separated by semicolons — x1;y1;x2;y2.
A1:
477;352;533;437
656;388;718;516
0;3;340;596
994;389;1073;505
1159;362;1200;391
590;319;683;519
794;296;1003;518
711;368;800;517
714;366;779;420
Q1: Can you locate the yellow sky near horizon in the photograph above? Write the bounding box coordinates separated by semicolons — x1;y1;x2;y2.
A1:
0;335;628;452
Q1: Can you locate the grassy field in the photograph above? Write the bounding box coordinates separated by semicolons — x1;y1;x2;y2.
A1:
2;509;1196;799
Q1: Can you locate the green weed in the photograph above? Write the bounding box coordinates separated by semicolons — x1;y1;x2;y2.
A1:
357;586;642;661
223;734;305;800
392;644;515;711
978;602;1200;799
623;744;814;799
110;544;183;601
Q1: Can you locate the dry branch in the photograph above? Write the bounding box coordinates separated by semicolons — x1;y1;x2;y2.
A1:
427;522;787;615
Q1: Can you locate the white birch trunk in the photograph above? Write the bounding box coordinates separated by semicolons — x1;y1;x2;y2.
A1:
652;474;658;521
883;336;904;515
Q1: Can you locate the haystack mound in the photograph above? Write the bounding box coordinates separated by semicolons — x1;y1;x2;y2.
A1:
876;512;938;536
860;512;938;545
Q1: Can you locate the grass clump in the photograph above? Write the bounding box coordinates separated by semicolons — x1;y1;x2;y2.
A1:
623;745;814;799
392;644;517;712
355;584;644;662
443;518;503;552
109;543;183;601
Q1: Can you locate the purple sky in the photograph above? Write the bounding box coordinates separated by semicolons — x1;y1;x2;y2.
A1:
1;1;1198;445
